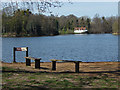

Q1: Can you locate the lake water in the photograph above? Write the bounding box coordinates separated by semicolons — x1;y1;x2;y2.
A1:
2;34;118;63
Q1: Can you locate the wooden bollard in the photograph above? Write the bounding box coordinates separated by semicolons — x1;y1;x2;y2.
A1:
52;61;56;70
26;58;31;66
35;59;40;69
75;61;79;73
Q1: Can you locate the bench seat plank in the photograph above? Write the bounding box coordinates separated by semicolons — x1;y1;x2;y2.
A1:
50;59;81;62
24;57;41;60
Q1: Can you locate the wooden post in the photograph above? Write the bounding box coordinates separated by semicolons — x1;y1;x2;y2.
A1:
26;47;28;57
35;59;40;69
52;61;56;70
13;47;16;63
75;62;79;73
25;47;29;66
26;58;31;66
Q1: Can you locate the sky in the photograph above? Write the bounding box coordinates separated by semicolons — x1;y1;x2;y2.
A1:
1;1;118;18
43;2;118;18
63;0;119;2
0;0;119;2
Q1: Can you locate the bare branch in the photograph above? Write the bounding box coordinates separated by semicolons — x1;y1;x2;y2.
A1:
1;0;65;15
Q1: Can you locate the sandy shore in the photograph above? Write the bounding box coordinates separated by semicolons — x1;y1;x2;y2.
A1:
1;62;120;73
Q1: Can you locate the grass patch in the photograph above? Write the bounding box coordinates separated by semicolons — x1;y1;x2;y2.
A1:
28;76;36;79
56;79;75;88
60;74;75;78
2;66;120;89
45;79;57;84
91;77;119;88
2;67;16;71
2;73;13;77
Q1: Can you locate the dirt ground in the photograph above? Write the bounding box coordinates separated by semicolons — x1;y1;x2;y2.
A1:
1;61;120;74
1;62;120;89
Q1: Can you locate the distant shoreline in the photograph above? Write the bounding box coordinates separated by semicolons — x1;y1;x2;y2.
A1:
2;33;119;38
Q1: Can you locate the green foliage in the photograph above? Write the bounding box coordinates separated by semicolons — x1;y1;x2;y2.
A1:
66;28;74;34
59;28;66;34
2;8;118;36
2;9;59;37
112;20;118;33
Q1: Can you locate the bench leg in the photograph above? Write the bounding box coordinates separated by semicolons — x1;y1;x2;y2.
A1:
35;59;40;69
26;59;31;66
75;62;79;73
52;61;56;70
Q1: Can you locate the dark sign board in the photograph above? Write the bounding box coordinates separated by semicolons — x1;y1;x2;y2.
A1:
15;47;27;51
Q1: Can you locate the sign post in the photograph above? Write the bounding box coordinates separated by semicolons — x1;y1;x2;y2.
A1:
26;47;28;57
13;47;16;63
13;47;28;63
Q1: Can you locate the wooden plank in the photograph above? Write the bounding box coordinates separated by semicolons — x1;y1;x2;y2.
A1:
62;60;81;62
50;59;81;62
24;57;41;60
50;59;63;62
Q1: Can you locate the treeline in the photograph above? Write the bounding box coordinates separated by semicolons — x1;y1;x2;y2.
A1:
2;9;119;37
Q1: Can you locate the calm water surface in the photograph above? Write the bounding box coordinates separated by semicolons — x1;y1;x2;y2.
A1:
2;34;118;63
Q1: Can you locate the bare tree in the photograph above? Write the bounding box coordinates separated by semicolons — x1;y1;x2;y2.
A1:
1;0;64;15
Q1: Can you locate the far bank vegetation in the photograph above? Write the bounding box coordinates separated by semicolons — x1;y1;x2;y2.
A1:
2;7;119;37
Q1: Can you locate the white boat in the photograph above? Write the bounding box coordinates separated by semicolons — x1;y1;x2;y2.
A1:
74;27;88;34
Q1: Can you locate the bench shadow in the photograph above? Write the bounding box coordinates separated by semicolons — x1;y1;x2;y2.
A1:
40;67;50;70
2;70;120;75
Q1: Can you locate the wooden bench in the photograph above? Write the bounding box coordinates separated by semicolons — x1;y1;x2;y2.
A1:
50;59;82;73
24;57;41;69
